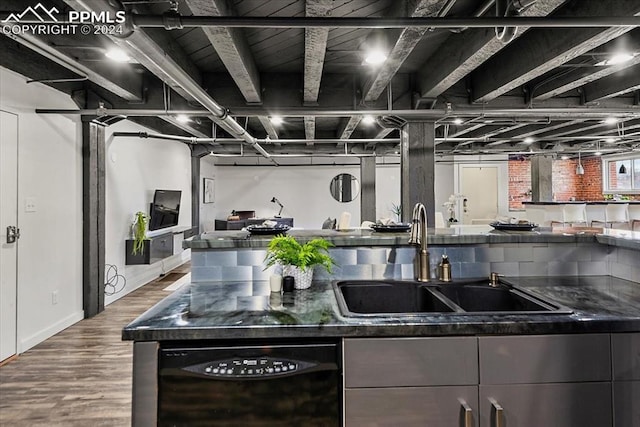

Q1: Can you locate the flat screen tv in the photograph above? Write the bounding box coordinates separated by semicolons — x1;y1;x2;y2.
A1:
149;190;181;231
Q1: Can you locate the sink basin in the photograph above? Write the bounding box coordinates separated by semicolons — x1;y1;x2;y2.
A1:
333;279;571;317
433;284;560;313
335;281;457;316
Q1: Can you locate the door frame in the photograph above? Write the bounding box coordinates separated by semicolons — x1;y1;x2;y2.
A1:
0;109;19;361
454;158;509;221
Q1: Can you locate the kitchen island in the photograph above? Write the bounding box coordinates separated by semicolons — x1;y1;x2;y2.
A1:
124;275;640;426
125;226;640;426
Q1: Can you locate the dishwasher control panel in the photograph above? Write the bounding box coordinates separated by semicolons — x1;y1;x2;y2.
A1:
183;357;316;379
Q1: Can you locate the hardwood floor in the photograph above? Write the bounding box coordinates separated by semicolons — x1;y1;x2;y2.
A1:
0;262;191;427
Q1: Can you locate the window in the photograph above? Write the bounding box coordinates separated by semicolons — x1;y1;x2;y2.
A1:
603;155;640;193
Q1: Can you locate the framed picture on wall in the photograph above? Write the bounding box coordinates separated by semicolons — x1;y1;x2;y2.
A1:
203;178;215;204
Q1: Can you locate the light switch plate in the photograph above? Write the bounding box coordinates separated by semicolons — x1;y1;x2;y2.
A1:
25;197;37;212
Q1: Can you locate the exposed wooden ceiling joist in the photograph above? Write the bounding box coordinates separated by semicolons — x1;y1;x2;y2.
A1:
583;63;640;102
532;57;640;100
471;0;640;103
303;0;333;143
363;0;449;101
418;0;566;98
184;0;277;139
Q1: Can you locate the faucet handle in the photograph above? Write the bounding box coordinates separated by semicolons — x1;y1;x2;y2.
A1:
489;272;502;287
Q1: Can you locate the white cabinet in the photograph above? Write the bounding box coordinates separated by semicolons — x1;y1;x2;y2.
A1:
343;337;479;426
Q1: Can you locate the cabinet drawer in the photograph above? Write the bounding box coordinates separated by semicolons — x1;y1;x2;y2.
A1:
479;383;612;427
613;381;640;427
150;234;173;261
612;333;640;381
345;386;478;427
479;334;610;384
344;337;478;387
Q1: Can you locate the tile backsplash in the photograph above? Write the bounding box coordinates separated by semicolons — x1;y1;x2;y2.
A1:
191;243;639;284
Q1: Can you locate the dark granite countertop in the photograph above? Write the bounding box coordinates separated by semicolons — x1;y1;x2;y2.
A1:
184;227;640;250
123;276;640;342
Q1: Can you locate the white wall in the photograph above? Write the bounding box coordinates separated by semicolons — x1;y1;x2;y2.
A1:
213;160;458;228
0;67;83;352
104;121;192;305
199;156;218;232
214;165;361;229
0;67;196;354
376;161;454;222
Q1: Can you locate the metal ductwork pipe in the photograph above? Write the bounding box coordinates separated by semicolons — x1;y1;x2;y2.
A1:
64;0;275;164
129;15;640;29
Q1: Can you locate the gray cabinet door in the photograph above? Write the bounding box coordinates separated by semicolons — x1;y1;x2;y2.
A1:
613;381;640;427
612;333;640;381
345;386;478;427
479;334;611;384
344;337;478;387
479;383;612;427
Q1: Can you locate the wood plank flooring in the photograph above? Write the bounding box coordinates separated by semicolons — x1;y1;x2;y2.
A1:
0;262;191;427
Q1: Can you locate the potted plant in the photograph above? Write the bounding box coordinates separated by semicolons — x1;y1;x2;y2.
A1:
264;236;335;289
131;211;149;255
125;211;151;265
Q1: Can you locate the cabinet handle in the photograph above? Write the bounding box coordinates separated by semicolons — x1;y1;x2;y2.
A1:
459;399;473;427
489;398;504;427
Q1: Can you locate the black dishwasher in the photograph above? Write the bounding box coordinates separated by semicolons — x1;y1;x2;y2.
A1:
158;341;341;426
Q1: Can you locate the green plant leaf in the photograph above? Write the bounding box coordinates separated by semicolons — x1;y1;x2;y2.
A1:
264;236;335;273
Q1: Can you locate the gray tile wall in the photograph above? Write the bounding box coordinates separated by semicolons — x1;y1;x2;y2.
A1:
191;243;639;284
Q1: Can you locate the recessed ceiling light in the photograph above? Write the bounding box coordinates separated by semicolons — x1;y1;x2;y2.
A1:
453;118;463;125
595;150;602;156
604;117;618;124
105;48;131;62
595;52;637;66
362;115;376;125
270;116;284;125
561;155;569;160
364;49;387;65
606;137;617;143
175;114;191;123
523;137;534;144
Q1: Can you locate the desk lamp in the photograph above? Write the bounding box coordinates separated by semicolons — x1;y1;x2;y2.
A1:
271;197;284;218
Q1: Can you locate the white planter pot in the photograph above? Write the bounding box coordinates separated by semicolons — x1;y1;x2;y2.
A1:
283;265;314;290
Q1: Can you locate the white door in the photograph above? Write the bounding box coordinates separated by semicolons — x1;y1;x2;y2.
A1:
460;166;498;224
1;110;18;362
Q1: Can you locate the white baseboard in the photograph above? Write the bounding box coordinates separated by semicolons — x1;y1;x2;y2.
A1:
19;310;85;354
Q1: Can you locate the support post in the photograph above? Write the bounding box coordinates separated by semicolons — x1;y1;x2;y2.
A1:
360;157;376;222
400;122;436;226
531;154;554;202
82;120;105;317
191;153;201;236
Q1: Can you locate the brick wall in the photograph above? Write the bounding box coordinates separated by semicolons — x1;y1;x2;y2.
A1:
509;156;618;210
508;158;531;210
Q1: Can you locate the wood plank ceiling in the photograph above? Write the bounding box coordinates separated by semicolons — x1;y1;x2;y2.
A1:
1;0;640;164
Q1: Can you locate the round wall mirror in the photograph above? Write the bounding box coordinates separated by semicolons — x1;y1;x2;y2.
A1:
329;173;360;203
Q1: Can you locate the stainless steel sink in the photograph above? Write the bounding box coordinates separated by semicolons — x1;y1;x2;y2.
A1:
333;278;572;317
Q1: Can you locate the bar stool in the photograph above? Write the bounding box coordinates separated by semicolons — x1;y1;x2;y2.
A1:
592;203;630;229
550;203;588;227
